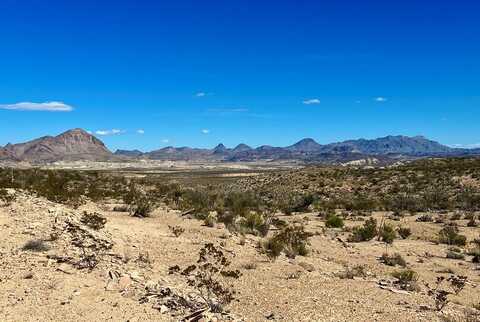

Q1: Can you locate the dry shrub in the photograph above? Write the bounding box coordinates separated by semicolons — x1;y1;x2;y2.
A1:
80;212;107;230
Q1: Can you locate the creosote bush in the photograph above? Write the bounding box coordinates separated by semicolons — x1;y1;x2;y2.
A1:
380;253;406;267
438;226;467;246
348;218;377;242
262;225;311;260
391;269;419;291
325;214;344;228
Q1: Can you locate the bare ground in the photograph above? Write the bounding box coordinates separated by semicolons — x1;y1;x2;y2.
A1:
0;192;479;321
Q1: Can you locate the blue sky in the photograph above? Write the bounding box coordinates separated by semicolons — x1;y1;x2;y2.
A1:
0;0;479;151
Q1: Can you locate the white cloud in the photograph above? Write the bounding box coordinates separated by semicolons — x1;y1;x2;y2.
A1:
137;129;145;135
201;129;210;134
450;143;480;149
207;108;248;114
303;99;321;105
95;129;126;136
196;92;206;97
0;101;74;112
374;97;388;102
161;139;170;143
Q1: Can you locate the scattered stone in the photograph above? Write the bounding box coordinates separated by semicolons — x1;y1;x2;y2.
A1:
298;262;315;272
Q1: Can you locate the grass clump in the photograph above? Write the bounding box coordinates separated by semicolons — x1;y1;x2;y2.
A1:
397;226;412;239
378;223;396;244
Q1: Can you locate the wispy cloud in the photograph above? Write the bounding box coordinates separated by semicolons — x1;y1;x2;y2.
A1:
95;129;126;136
207;108;248;113
449;143;480;149
195;92;207;97
303;99;321;105
161;139;170;143
136;129;145;135
201;129;210;134
374;97;388;102
0;101;74;112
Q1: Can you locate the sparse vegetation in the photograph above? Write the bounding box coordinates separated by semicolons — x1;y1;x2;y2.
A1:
438;226;467;246
21;239;50;252
397;226;412;239
380;253;406;267
176;243;241;313
391;269;419;291
348;218;377;242
81;211;107;230
426;276;467;311
169;225;185;237
325;214;344;228
262;225;311;260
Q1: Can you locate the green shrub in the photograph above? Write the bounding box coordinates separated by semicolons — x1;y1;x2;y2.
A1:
391;269;419;291
238;212;271;237
130;195;154;218
438;226;467;246
380;253;406;267
262;225;311;260
379;223;396;244
348;218;377;242
204;214;217;227
280;193;315;214
325;214;344;228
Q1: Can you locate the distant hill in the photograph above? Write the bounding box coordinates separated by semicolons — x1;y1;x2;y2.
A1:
114;149;144;157
0;129;114;162
320;135;455;155
1;129;479;164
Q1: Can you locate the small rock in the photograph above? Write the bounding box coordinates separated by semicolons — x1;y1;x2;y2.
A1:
128;271;142;282
298;262;315;272
159;305;169;314
118;275;132;290
22;272;34;279
57;264;73;275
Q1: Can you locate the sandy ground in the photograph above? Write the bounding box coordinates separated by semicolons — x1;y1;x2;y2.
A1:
0;193;479;322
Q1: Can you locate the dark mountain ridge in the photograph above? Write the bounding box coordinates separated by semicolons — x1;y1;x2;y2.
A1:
2;129;479;164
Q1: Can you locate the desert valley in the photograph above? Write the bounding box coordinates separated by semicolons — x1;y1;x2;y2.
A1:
0;130;479;321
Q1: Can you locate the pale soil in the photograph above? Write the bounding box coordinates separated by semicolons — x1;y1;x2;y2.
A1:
0;193;479;322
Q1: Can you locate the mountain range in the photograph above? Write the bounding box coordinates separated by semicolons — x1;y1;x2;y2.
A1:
0;128;479;164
